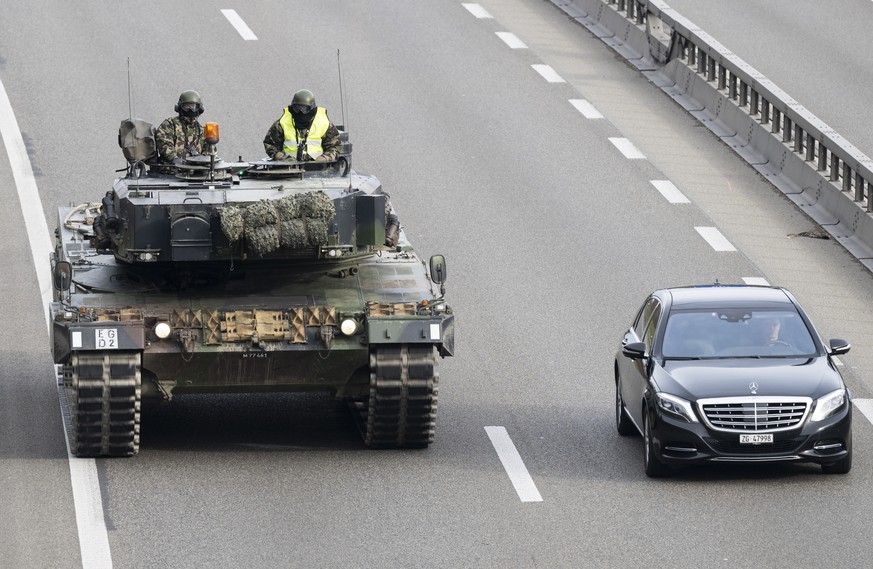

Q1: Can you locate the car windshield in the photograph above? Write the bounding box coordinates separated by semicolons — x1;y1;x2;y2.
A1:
661;307;817;358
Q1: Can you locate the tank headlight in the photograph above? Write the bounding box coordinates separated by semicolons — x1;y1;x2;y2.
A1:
154;322;172;339
340;318;358;336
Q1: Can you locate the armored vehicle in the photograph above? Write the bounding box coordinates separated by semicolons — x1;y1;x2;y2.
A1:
49;119;454;457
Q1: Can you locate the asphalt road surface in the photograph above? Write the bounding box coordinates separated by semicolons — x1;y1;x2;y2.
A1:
2;1;873;568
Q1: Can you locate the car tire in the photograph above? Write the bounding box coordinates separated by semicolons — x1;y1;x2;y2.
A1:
615;373;635;436
821;435;852;475
643;410;670;478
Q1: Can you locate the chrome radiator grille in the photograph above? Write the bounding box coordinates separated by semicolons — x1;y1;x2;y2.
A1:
698;397;810;432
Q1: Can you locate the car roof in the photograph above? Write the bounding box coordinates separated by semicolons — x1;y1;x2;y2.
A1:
662;285;794;308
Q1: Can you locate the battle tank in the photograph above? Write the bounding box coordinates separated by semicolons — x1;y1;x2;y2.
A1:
48;118;454;457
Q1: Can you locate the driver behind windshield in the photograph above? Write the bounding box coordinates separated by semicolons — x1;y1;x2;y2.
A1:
663;309;815;358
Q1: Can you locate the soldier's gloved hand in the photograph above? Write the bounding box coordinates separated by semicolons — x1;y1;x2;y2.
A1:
187;147;200;157
313;155;330;162
273;152;287;161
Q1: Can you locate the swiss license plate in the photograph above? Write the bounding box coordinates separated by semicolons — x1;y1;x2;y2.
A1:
740;434;773;444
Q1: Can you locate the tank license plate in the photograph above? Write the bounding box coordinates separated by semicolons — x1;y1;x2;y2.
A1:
739;434;773;444
95;328;119;349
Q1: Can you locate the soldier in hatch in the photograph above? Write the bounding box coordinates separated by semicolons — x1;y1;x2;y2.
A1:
264;89;399;246
263;89;341;162
155;90;205;163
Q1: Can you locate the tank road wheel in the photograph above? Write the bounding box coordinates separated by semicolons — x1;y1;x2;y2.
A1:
66;351;142;457
364;345;439;449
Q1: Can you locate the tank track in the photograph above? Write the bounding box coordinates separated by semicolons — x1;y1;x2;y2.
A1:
350;345;439;448
62;351;142;457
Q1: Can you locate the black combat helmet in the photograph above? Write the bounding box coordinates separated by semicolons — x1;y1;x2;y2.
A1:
290;89;316;115
175;90;204;117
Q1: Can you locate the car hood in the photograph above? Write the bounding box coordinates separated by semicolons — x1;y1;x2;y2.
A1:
657;356;841;400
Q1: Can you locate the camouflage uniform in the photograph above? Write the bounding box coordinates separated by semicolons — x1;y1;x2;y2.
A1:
155;116;204;162
263;115;341;161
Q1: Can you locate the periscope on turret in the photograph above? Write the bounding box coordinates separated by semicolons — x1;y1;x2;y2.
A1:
48;117;454;457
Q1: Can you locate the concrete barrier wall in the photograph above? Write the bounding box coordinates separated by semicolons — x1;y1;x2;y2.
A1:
552;0;873;270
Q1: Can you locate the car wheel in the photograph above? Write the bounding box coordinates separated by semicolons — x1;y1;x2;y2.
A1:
821;434;852;475
643;410;669;478
615;373;635;436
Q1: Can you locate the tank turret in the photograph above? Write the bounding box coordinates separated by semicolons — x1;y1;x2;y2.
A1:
96;120;385;268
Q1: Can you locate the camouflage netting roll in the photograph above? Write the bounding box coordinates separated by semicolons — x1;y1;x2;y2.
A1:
295;192;335;220
245;200;279;228
219;205;245;243
279;219;331;249
247;226;280;256
218;191;335;257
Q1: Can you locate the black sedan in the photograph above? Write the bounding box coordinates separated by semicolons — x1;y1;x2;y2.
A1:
615;285;852;477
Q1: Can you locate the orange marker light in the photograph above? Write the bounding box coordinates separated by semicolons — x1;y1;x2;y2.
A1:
205;122;220;145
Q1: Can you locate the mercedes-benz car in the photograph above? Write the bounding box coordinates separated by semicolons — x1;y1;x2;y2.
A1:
614;285;852;477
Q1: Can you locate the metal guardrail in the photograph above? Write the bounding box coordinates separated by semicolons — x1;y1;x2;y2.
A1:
553;0;873;269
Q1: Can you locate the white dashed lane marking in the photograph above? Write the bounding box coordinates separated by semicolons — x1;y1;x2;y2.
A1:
742;277;770;286
608;137;646;159
569;99;603;119
531;64;565;83
650;180;689;203
695;226;737;252
496;31;528;49
462;3;493;18
221;9;258;40
485;426;543;502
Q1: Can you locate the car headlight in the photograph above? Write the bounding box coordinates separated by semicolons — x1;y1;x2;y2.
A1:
656;392;699;423
810;388;847;422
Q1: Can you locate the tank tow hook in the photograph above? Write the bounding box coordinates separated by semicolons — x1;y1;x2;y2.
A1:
320;325;334;350
177;328;198;359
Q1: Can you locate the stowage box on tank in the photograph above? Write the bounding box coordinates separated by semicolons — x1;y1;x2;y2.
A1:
48;119;454;457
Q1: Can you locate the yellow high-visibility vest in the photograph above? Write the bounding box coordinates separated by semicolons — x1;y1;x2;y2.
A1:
280;107;329;158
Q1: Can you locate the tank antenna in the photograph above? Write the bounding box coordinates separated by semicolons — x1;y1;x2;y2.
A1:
127;57;134;120
337;49;352;189
337;49;347;133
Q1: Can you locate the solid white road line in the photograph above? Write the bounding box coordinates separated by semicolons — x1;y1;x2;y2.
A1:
608;137;646;159
694;226;737;252
221;9;258;41
462;3;493;18
485;426;543;502
495;32;528;49
742;277;770;286
650;180;689;204
569;99;604;119
0;76;112;569
833;356;845;366
853;399;873;425
0;84;53;325
531;64;565;83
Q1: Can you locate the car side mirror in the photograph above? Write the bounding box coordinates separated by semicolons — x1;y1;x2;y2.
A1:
53;260;72;291
828;338;851;356
429;255;447;285
622;341;647;360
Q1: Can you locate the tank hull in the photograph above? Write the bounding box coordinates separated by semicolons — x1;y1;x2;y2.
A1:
49;166;453;455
